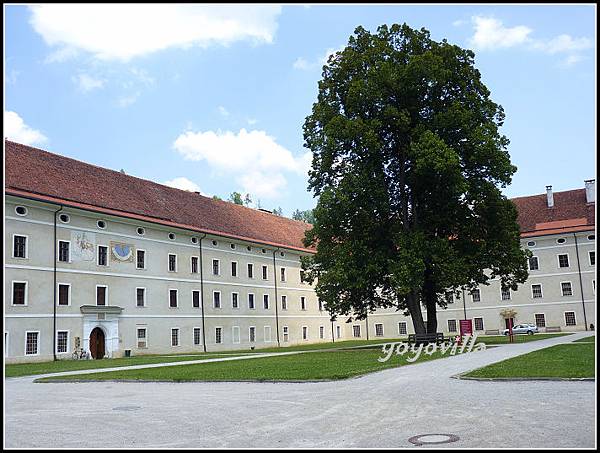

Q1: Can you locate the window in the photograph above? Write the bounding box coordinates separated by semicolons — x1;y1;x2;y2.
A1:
57;331;69;353
564;312;576;326
58;213;70;223
561;282;573;297
212;240;218;246
171;328;179;346
528;256;539;271
212;259;220;276
263;294;269;310
248;293;255;309
262;248;267;254
474;317;484;331
97;245;108;266
531;284;543;299
249;327;256;343
471;289;481;303
247;263;254;279
169;289;178;308
445;292;454;304
15;205;28;216
215;327;222;344
193;328;202;346
318;300;324;311
558;254;570;268
262;265;268;280
232;326;240;344
319;326;325;339
398;322;407;336
588;235;595;241
527;240;536;247
264;326;272;343
501;287;511;301
375;323;384;337
300;296;306;311
302;326;308;340
13;235;27;258
534;313;546;328
232;292;239;309
58;240;70;262
590;251;596;266
136;249;146;269
281;295;287;310
193;290;201;308
58;283;70;306
97;220;106;229
213;291;221;309
336;325;342;338
168;233;176;241
300;270;306;284
231;261;238;277
191;237;198;244
137;227;145;236
25;332;39;355
352;325;361;338
557;237;566;244
283;326;289;342
247;246;252;252
280;268;286;282
447;319;457;333
136;288;146;307
191;256;199;273
96;286;107;306
230;243;236;250
168;254;177;272
137;328;147;348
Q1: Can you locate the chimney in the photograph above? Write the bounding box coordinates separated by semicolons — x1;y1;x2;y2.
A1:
546;185;554;208
585;179;595;203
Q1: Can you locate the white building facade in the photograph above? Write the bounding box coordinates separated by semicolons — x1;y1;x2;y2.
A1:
4;140;596;363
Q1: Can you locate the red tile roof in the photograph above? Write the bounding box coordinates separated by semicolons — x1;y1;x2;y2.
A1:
512;188;595;237
5;140;594;246
4;140;314;253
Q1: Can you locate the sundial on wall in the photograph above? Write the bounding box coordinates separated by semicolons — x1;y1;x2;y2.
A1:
110;242;134;262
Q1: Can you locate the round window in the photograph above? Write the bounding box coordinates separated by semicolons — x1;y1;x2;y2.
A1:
191;237;198;244
137;227;145;236
262;249;267;254
588;235;595;241
97;220;106;229
59;213;70;223
230;243;236;249
527;241;536;247
168;233;176;240
15;206;28;216
212;240;218;246
247;246;252;251
557;238;566;244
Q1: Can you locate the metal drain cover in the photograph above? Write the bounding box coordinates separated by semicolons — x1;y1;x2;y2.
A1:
112;405;141;411
408;433;460;446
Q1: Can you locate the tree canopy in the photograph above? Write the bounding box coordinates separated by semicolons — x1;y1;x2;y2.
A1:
301;23;529;334
292;208;316;224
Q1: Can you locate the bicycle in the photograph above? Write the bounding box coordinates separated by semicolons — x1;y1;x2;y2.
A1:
71;348;90;360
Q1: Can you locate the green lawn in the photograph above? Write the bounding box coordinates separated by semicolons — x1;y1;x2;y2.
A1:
573;335;595;343
4;353;237;378
475;333;571;345
463;343;595;379
37;347;452;383
5;338;406;378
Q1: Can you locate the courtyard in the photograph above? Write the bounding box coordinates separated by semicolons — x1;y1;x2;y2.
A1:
4;332;595;448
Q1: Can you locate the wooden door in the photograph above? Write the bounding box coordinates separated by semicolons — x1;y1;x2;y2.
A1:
89;327;105;359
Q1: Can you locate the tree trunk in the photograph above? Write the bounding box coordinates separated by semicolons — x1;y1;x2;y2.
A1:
405;292;426;334
423;266;438;333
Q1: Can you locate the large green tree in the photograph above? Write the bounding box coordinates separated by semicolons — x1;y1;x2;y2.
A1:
301;24;529;334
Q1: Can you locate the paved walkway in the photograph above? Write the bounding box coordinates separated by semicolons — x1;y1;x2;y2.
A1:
4;332;595;448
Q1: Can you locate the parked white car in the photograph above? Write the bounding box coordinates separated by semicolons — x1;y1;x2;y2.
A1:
502;323;539;335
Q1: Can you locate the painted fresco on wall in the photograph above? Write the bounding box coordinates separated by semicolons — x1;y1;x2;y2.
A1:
110;241;134;263
71;231;96;261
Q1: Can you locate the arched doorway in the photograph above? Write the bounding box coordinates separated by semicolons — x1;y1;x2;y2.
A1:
89;327;106;359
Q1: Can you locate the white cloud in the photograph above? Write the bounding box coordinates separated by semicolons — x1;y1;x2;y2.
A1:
531;34;593;55
4;111;48;146
172;128;311;198
218;106;229;117
116;92;140;108
29;5;282;62
247;118;258;125
294;45;344;71
469;16;532;50
73;73;105;92
562;55;586;67
163;177;203;193
452;19;466;27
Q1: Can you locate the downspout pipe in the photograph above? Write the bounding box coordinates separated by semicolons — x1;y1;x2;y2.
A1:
573;233;588;331
53;205;64;361
199;233;208;351
272;248;281;347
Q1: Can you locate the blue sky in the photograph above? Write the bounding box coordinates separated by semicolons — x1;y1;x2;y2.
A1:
4;4;596;216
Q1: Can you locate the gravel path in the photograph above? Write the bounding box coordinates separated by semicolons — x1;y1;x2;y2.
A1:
4;332;595;448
